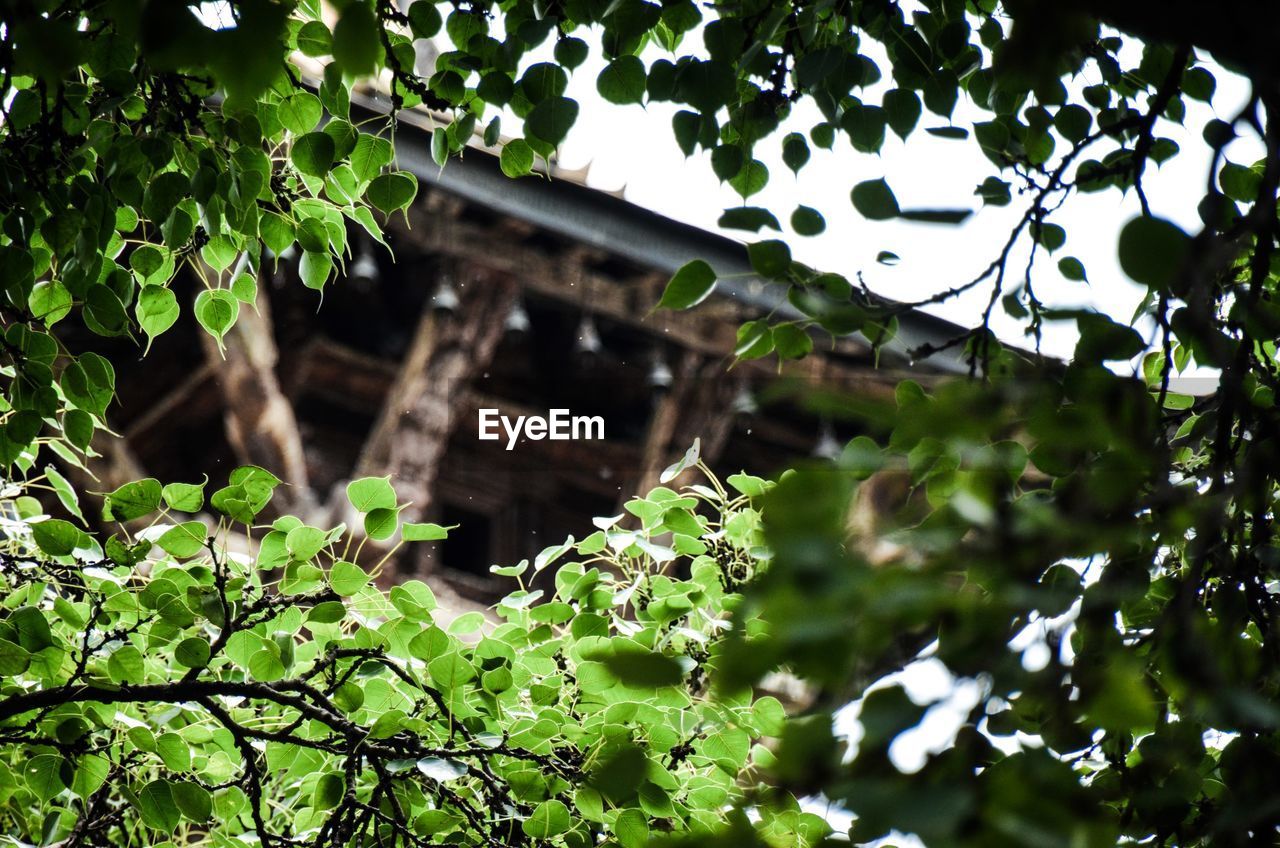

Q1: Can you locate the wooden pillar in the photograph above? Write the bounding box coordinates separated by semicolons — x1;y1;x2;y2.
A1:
626;354;737;503
349;268;518;575
200;278;314;516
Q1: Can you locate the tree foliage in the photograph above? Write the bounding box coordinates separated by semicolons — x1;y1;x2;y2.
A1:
1;459;818;846
2;0;1280;846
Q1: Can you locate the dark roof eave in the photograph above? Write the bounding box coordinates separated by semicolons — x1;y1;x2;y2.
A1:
351;92;971;374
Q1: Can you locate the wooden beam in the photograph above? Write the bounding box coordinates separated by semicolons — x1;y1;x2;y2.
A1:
122;363;215;442
200;278;314;516
398;217;747;356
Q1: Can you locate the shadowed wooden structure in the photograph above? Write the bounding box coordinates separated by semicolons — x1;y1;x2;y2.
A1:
65;99;960;605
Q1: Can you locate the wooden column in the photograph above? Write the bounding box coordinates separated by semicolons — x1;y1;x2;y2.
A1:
200;279;314;516
626;354;737;503
350;268;518;571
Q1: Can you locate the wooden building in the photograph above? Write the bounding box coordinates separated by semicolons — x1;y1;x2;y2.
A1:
74;93;965;604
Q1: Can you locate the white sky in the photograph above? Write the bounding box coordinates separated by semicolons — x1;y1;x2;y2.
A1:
543;36;1262;366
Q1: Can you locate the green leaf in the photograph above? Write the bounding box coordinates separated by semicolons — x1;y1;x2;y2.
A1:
45;465;84;522
791;205;826;236
1032;222;1067;252
842;103;886;153
1054;104;1092;142
329;560;369;596
614;808;650;848
1058;256;1088;282
602;646;684;687
249;648;286;681
447;611;486;635
231;272;258;304
810;121;836;149
29;280;72;326
711;145;744;182
31;518;80;556
782;132;810;174
554;37;589;69
162;479;205;512
658;260;716;310
883;88;922;139
500;139;535;178
107;644;145;684
292;131;337;178
898;207;972;225
313;773;345;810
735;320;774;359
1118;216;1190;289
403;522;452;541
259;212;296;257
525;96;579;147
279;91;323;134
157;521;207;558
84;285;129;336
748;239;791;278
296;20;333;56
24;755;66;803
728;158;768;198
137;780;181;832
364;506;401;540
286;524;328;559
976;176;1012;206
366;172;418;214
201;234;238;273
350;133;394;184
71;754;110;798
172;780;212;822
772;324;813;359
751;695;787;735
62;353;116;417
175;637;211;669
1075;313;1145;362
136;285;180;350
718;207;781;232
143;171;191;225
194;289;240;343
520;63;568;104
11;608;54;651
408;2;442;38
332;1;380;75
1219;163;1260;204
0;638;30;676
672;110;699;156
427;650;474;689
64;409;95;451
105;478;162;522
851;178;900;220
300;250;334;290
597;56;646;104
156;732;192;772
130;244;167;282
346;476;397;512
1184;66;1216;102
482;666;513;693
523;800;572;838
431;127;449;167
